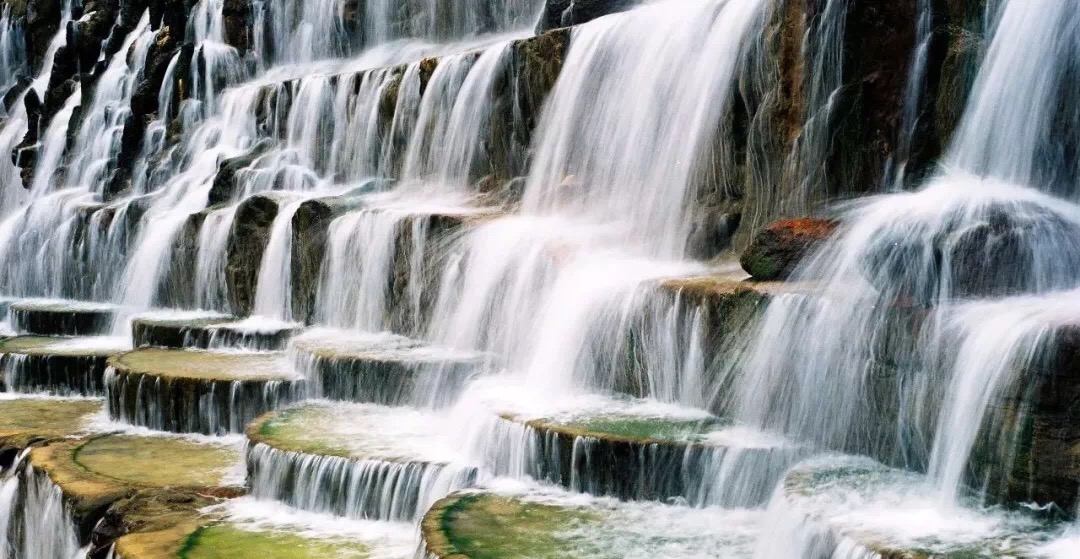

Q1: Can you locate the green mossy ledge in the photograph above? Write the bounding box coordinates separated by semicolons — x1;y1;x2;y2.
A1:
26;433;242;550
0;335;128;395
245;402;477;521
494;409;803;506
8;299;116;336
420;491;762;559
291;333;484;407
115;514;377;559
132;314;303;350
778;457;1069;559
0;397;101;456
105;348;305;435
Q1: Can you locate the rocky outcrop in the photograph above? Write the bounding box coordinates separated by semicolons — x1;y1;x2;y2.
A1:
535;0;638;32
734;0;989;246
290;194;365;323
740;217;837;280
225;194;280;316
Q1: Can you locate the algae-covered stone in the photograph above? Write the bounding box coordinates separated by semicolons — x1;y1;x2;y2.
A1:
9;299;116;336
180;524;373;558
247;401;476;521
73;435;241;489
489;392;802;505
106;349;304;434
28;433;240;543
0;335;128;395
291;330;482;406
422;491;762;559
109;348;296;382
118;518;377;559
0;397;100;449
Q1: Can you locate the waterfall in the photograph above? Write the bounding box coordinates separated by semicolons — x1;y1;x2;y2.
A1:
9;467;86;559
251;198;306;320
195;206;239;313
522;0;762;259
947;0;1080;192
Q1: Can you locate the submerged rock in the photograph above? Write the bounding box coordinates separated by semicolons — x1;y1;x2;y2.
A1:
740;218;837;281
862;198;1080;301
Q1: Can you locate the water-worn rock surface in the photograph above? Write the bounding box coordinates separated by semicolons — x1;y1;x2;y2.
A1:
0;0;1078;555
105;348;304;434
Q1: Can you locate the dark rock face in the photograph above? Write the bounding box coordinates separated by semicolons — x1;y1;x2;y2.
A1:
226;194;280;316
1000;327;1080;514
734;0;989;246
289;195;364;323
740;217;837;280
535;0;639;32
25;0;62;72
208;139;274;205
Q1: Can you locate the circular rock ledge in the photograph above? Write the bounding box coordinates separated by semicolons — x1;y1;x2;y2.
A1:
9;299;117;336
774;456;1068;558
132;312;302;351
482;389;803;505
0;396;101;445
0;335;129;395
27;433;243;531
421;489;763;559
114;497;417;559
290;329;484;406
247;401;476;521
105;348;304;435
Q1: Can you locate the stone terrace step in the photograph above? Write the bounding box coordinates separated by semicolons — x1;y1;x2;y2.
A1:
420;489;764;559
478;387;804;506
104;348;304;435
290;329;484;407
247;401;476;522
0;335;129;395
132;312;303;351
9;299;117;336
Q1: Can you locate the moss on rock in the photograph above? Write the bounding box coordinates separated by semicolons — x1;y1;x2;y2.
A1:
109;348;295;382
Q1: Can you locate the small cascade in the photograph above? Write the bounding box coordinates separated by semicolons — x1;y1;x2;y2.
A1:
27;86;80;198
0;6;25;97
7;466;85;559
522;0;762;258
251;198;306;321
65;13;156;195
194;206;239;313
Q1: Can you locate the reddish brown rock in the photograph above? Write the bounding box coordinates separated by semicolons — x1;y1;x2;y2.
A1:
740;218;837;281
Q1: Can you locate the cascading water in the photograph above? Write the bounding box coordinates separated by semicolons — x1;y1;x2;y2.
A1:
0;0;1077;555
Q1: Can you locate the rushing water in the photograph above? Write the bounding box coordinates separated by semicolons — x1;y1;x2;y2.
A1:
0;0;1076;556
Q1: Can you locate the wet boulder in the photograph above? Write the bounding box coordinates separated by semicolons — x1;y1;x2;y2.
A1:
740;218;837;281
208;138;274;205
225;194;281;316
861;200;1080;302
535;0;639;32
